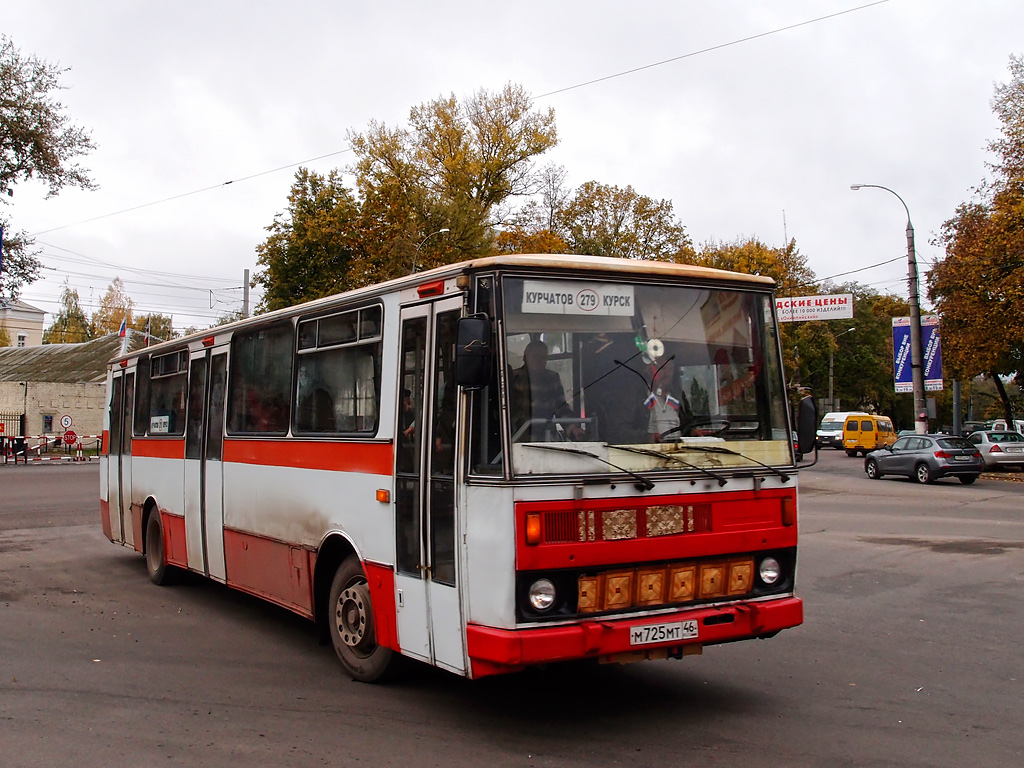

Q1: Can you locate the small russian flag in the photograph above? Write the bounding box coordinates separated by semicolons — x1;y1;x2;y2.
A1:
118;318;127;337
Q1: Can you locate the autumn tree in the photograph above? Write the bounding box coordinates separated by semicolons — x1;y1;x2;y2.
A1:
253;168;362;313
91;277;134;334
930;54;1024;424
43;283;93;343
130;312;175;344
555;181;693;261
348;83;558;271
1;35;96;299
0;324;10;347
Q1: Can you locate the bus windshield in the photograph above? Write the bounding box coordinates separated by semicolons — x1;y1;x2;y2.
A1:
499;275;790;477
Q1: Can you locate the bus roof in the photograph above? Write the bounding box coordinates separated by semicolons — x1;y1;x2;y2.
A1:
112;254;776;364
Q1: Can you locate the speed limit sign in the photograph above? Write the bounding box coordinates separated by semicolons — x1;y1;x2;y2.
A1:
60;414;73;430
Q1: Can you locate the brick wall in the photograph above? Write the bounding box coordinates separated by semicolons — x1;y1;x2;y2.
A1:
0;382;106;438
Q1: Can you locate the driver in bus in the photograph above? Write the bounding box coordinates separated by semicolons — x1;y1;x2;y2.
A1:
510;339;581;441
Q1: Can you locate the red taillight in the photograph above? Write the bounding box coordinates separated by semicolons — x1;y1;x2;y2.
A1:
989;445;1003;453
934;450;951;459
973;451;982;459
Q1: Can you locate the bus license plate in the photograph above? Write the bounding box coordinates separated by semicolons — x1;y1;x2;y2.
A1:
629;620;698;646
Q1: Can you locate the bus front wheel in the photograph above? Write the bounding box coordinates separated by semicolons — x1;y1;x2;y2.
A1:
328;555;395;682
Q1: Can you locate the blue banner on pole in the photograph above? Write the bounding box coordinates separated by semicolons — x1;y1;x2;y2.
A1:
892;316;943;393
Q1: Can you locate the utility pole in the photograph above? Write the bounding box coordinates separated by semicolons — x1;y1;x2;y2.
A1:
243;269;250;319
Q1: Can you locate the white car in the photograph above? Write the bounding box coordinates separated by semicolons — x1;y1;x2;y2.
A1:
966;430;1024;471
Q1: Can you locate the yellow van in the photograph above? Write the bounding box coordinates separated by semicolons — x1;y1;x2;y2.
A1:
843;414;896;456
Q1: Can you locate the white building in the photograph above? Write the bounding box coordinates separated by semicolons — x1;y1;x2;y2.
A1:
0;299;46;347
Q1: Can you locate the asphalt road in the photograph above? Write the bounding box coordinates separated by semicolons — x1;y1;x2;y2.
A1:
1;456;1022;767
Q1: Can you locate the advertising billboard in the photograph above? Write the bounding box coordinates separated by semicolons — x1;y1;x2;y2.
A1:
776;294;854;322
892;315;943;392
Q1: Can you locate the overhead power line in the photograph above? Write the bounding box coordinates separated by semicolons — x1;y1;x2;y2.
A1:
27;0;891;238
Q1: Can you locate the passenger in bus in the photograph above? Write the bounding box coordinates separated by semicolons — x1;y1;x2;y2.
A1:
297;387;336;432
400;389;416;443
510;339;580;441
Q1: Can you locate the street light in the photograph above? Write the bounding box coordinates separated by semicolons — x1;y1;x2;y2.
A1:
850;184;928;434
828;327;856;411
412;228;450;274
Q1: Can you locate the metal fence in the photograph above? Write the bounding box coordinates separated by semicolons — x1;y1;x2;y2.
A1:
0;412;23;438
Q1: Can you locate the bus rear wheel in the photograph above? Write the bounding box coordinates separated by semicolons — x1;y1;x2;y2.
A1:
144;511;175;586
328;555;395;682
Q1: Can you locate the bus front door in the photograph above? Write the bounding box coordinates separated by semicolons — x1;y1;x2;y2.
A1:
183;349;228;581
394;297;466;674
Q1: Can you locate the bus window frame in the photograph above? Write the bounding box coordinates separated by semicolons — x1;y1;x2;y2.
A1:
293;303;385;437
147;348;189;437
226;320;295;437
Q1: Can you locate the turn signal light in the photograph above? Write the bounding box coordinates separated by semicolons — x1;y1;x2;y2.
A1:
781;496;796;527
525;513;542;545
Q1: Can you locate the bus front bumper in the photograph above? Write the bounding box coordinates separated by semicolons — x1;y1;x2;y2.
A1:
466;596;802;678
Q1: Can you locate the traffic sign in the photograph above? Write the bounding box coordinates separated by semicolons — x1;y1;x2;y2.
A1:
60;415;73;429
63;430;78;445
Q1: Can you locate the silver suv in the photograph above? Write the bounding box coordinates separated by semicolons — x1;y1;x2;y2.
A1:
864;434;982;485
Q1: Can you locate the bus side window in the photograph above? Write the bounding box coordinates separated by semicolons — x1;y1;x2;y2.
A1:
227;322;294;435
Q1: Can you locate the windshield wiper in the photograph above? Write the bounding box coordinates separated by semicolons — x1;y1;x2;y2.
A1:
521;444;655;491
660;443;792;483
607;443;728;487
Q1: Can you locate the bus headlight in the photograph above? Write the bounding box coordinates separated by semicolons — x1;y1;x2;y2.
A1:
528;578;557;611
758;557;781;585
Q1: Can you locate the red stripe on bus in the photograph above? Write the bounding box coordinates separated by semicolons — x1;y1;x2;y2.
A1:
100;498;113;541
163;512;188;568
514;490;797;571
132;438;186;460
222;439;394;475
223;529;314;617
364;562;399;653
131;503;144;553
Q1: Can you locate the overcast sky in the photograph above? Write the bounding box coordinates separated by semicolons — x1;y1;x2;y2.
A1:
5;1;1023;333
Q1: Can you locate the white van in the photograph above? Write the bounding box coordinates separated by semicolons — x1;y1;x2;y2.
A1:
991;419;1024;434
816;411;868;449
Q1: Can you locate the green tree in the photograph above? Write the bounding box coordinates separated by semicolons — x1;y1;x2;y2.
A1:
556;181;693;261
930;54;1024;424
1;35;96;299
42;283;93;343
253;168;362;313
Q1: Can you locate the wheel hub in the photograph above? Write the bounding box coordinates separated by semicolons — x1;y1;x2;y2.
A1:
336;584;370;649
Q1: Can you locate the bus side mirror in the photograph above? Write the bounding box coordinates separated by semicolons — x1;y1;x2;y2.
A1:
454;314;493;390
797;394;817;458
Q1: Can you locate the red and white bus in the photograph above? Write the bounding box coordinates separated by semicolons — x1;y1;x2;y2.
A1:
100;254;813;681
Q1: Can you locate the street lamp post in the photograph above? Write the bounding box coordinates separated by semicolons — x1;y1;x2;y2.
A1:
412;228;450;274
828;326;856;411
850;184;928;434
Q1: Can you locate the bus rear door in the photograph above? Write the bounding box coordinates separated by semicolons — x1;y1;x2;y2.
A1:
106;370;135;547
394;296;466;674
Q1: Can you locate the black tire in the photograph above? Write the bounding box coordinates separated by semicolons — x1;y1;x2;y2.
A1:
845;449;857;457
144;511;174;585
328;555;395;682
865;459;882;480
959;474;979;485
914;463;933;484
